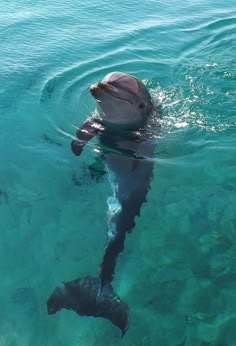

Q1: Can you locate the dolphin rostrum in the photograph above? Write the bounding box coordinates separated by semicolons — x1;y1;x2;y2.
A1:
47;72;157;336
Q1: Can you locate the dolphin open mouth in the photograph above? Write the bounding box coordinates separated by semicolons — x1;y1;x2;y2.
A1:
90;82;133;104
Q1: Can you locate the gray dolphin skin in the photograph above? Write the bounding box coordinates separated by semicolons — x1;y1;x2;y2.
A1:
47;72;157;336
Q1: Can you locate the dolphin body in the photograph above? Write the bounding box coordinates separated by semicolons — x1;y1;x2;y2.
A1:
47;72;157;335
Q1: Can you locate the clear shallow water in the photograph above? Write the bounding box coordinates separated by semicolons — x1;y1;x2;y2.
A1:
1;0;236;345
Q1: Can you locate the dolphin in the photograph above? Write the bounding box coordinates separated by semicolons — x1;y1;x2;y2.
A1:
47;72;157;335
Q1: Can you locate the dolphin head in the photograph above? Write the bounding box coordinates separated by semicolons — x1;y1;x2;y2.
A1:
90;72;153;130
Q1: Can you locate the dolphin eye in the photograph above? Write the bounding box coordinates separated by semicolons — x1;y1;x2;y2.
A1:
139;103;145;109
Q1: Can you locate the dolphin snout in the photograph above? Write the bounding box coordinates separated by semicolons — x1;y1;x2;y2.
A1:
90;82;115;97
90;82;106;96
90;83;99;96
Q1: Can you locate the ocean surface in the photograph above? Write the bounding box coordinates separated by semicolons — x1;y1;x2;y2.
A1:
1;0;236;345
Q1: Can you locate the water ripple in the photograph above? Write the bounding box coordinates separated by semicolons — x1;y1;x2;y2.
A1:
40;52;165;140
179;15;236;59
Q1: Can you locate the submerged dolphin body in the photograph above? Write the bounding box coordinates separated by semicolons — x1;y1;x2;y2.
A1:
47;72;157;335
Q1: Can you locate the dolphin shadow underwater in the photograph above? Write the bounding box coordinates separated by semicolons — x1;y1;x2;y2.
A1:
47;72;159;336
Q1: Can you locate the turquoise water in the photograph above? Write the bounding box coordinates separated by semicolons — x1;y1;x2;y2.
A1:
1;0;236;345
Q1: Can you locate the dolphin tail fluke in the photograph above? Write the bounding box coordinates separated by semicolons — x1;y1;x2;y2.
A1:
47;275;129;336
